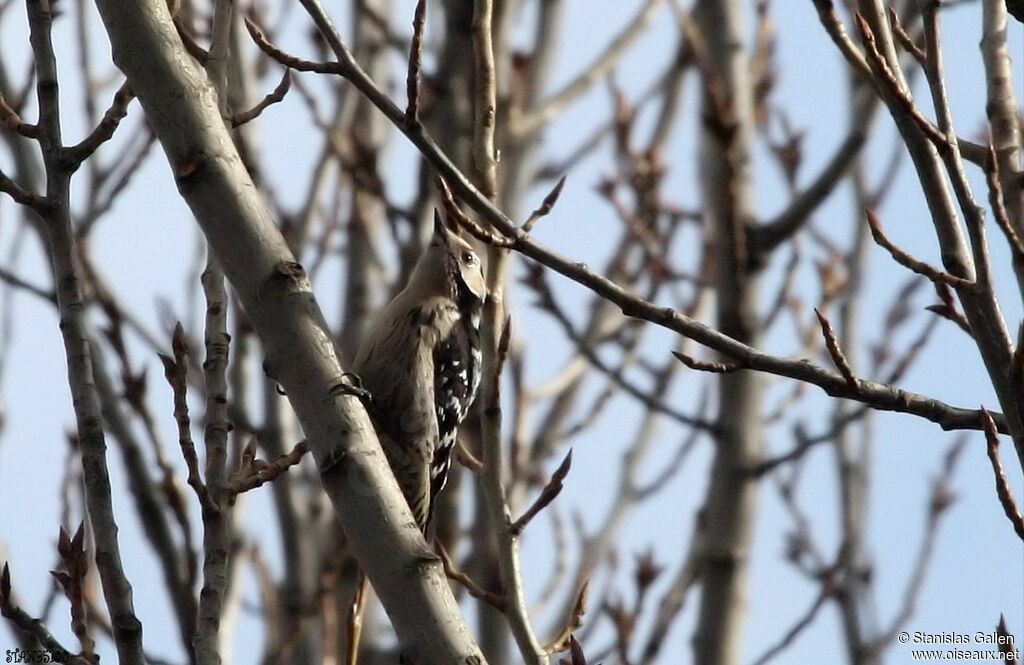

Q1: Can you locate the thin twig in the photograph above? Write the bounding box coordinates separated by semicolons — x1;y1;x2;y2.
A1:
809;0;873;81
513;0;665;138
437;177;514;247
672;350;742;374
231;70;291;127
159;323;216;512
512;449;572;535
0;93;37;137
65;82;134;165
245;19;349;76
748;582;831;665
814;308;858;389
872;437;965;651
243;8;1012;438
0;168;45;208
926;282;973;336
230;440;310;496
174;17;209;63
0;266;56;303
984;144;1024;259
436;543;505;610
865;209;972;289
982;409;1024;540
52;524;95;659
522;176;566;233
543;581;588;655
753;116;875;251
0;564;80;663
527;266;714;429
854;14;947;147
888;7;926;67
918;0;995;294
404;0;426;127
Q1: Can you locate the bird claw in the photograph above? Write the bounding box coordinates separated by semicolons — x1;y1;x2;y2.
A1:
329;373;373;405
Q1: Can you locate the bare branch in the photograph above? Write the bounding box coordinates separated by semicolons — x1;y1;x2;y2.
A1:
66;82;135;166
0;564;80;664
854;14;947;147
982;409;1024;539
173;17;209;64
672;350;742;374
159;323;216;513
0;266;55;303
918;0;995;294
926;282;973;336
99;0;487;655
230;440;310;496
0;93;38;137
543;582;588;655
512;449;572;535
527;266;714;429
985;144;1024;259
749;582;831;665
231;69;291;128
24;0;147;658
752;118;874;250
0;167;45;208
245;1;1010;438
512;0;664;138
404;0;426;127
436;543;505;611
245;18;349;76
814;308;858;389
809;0;873;81
888;7;926;67
522;175;566;234
437;177;514;247
865;209;972;289
873;437;965;651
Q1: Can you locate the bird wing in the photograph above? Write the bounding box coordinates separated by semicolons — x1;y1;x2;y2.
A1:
428;316;481;527
356;310;439;529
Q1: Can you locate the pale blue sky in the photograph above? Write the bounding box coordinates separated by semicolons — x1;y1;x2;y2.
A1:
0;1;1021;663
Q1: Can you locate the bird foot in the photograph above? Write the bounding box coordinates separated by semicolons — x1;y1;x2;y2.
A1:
329;372;373;405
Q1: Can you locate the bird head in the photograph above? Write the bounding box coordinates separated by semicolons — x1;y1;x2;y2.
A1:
429;209;486;305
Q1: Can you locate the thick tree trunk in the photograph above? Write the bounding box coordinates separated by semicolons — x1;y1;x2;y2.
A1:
91;1;486;661
691;1;763;664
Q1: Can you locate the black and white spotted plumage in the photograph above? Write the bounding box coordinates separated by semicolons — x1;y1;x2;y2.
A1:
353;212;484;531
429;310;481;523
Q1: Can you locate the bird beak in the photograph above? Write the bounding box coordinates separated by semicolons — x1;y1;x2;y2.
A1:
433;210;452;248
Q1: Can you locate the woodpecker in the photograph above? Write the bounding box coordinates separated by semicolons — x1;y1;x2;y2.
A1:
353;211;485;530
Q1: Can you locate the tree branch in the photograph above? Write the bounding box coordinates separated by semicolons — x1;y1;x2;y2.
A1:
982;409;1024;540
92;0;487;660
244;16;1012;437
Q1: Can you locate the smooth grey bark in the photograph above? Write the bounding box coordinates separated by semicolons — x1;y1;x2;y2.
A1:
337;0;391;364
834;165;880;665
24;0;147;661
429;2;512;662
92;344;199;660
981;0;1024;301
691;1;763;664
90;1;486;662
855;0;1024;467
